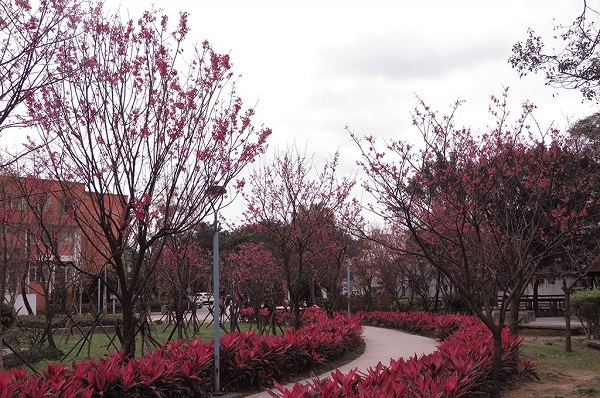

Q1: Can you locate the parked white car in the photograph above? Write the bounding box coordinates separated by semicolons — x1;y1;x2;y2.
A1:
196;292;214;306
192;296;203;308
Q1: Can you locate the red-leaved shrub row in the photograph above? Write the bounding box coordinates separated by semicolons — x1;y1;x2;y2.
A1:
269;311;537;397
0;308;361;398
360;311;469;341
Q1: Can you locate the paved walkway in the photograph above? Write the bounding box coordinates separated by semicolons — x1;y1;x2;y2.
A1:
245;326;438;398
523;316;582;328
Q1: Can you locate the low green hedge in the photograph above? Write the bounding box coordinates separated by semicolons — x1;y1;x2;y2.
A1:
2;345;63;369
571;289;600;339
15;313;122;329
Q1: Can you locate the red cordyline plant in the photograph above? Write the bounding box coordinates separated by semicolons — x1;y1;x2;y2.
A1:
238;306;296;326
0;309;534;397
23;4;271;358
350;89;600;397
236;302;345;334
0;307;361;397
271;311;537;398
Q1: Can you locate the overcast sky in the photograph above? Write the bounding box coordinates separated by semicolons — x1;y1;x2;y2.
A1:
99;0;599;224
57;1;600;223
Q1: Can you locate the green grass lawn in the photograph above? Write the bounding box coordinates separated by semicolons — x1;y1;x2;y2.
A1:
504;336;600;397
521;337;600;371
54;321;256;362
1;320;260;369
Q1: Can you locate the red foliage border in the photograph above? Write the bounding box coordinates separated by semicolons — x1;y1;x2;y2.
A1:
270;311;537;397
0;308;360;397
0;309;535;397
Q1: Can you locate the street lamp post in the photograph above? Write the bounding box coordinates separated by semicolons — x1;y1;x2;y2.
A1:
346;248;351;318
97;273;102;315
97;263;107;315
208;185;226;395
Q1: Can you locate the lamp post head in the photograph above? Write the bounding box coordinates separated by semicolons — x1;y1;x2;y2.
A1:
207;185;226;197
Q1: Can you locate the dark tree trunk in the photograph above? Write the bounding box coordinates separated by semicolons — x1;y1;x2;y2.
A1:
176;297;185;340
508;294;520;336
433;272;442;312
293;301;301;329
229;295;239;333
533;279;539;316
21;283;34;315
490;327;503;398
43;313;57;350
562;279;573;352
309;277;316;307
252;303;263;334
121;300;137;358
289;289;302;329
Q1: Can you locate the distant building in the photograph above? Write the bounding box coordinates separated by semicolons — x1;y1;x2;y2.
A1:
0;175;122;314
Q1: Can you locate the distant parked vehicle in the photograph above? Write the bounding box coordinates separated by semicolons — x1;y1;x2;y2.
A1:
197;292;214;306
193;297;203;308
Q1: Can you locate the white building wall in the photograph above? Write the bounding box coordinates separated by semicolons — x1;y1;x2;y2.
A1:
523;278;575;296
5;294;36;315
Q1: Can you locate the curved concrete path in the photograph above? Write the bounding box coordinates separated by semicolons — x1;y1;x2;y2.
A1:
246;326;438;397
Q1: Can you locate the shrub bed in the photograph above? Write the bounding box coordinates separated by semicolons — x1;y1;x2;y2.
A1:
2;346;64;371
359;310;469;340
0;308;361;397
0;309;536;397
270;311;537;397
14;314;122;329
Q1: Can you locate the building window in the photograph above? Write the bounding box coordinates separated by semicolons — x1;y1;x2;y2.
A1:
37;194;52;212
28;263;43;283
60;196;75;213
59;229;75;246
5;226;25;245
10;197;24;212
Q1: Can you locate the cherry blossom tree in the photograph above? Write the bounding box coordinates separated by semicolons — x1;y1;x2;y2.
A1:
0;0;84;359
155;237;210;340
13;174;82;352
25;7;271;358
303;217;355;315
225;241;283;334
243;147;356;328
349;238;381;311
0;0;83;135
351;91;600;398
0;171;30;367
365;230;401;299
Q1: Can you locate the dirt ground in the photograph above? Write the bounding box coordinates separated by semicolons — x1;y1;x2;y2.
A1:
504;371;600;397
503;336;600;398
